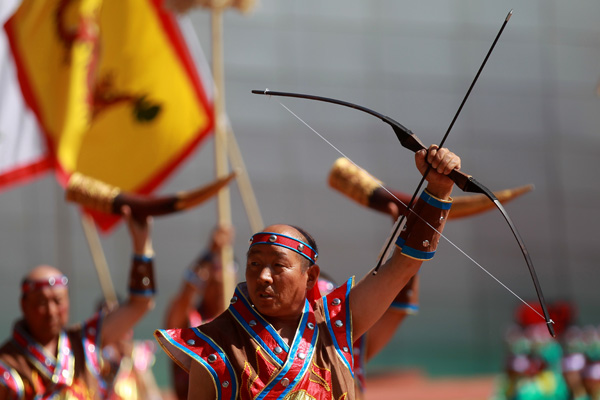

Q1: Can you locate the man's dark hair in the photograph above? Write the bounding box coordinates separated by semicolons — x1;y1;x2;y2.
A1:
289;225;319;267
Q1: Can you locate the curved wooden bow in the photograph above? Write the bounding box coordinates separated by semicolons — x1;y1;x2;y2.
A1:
252;88;555;337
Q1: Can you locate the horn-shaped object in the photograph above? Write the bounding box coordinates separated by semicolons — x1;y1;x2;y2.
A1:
328;158;533;220
66;171;236;219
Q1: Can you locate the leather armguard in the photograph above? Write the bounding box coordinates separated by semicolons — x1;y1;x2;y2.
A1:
395;189;452;260
129;255;156;296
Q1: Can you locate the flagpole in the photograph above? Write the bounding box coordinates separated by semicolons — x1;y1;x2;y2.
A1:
226;122;264;233
79;213;119;309
211;9;235;307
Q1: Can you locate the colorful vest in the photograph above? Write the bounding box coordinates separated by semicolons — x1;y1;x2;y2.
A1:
0;314;105;400
156;279;356;399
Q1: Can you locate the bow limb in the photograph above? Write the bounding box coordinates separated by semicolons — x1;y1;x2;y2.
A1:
252;90;484;193
252;89;555;337
464;178;555;337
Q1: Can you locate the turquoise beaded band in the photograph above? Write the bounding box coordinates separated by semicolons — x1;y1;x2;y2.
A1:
390;302;419;315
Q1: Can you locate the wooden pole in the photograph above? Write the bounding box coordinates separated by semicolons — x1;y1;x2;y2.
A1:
226;122;264;233
211;9;235;307
79;213;118;309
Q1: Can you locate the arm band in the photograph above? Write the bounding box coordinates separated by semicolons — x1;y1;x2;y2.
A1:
395;189;452;261
390;274;420;315
129;254;156;297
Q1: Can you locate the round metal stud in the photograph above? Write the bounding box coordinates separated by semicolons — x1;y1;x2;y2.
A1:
268;235;277;242
248;236;254;244
45;359;52;367
3;372;9;381
222;381;230;388
307;322;315;330
187;339;196;346
48;277;56;286
281;378;290;387
439;216;445;222
343;347;349;353
331;298;341;306
230;296;238;304
249;320;257;327
402;225;407;231
207;354;218;363
142;277;150;286
297;243;304;251
87;344;96;353
62;347;70;355
274;346;283;355
298;352;306;360
422;240;430;247
62;370;70;379
334;320;343;328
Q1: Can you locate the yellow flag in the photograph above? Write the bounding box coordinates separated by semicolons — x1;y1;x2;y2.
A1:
5;0;213;230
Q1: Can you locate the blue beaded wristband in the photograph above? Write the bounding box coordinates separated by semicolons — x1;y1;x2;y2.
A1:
390;302;419;315
133;254;153;263
129;288;156;297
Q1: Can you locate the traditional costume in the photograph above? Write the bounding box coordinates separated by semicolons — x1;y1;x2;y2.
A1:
0;255;156;399
0;313;105;400
157;278;356;400
156;190;450;399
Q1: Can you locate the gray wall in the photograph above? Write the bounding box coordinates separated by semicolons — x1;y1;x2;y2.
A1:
1;0;599;386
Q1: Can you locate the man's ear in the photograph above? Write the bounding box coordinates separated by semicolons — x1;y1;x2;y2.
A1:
306;264;320;290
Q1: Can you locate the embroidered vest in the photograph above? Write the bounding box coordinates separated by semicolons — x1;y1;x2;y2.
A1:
156;278;356;399
0;313;105;400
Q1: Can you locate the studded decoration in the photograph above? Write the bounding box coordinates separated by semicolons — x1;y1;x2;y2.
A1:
21;275;69;294
249;232;318;264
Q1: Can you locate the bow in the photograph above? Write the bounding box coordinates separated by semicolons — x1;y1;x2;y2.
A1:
252;11;554;338
252;88;555;337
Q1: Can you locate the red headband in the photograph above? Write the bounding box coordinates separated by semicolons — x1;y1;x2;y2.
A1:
21;275;69;294
249;232;318;264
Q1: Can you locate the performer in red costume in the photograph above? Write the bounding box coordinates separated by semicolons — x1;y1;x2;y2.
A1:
0;206;155;400
156;144;460;399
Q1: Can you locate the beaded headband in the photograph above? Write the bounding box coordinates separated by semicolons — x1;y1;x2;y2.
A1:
21;275;69;294
249;232;318;264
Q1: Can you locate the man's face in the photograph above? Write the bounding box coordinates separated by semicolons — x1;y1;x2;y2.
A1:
245;226;317;320
21;285;69;342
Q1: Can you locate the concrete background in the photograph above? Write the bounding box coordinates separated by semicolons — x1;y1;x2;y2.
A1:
1;0;599;387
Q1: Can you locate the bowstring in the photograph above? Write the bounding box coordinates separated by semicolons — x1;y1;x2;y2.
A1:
276;99;546;321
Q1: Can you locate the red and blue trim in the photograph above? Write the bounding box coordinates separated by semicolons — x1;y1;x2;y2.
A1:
154;327;237;400
82;312;107;396
0;360;24;400
249;232;318;264
229;287;288;366
255;299;318;400
322;277;354;377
